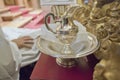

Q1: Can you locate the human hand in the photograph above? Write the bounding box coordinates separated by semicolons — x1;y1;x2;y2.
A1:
12;36;34;49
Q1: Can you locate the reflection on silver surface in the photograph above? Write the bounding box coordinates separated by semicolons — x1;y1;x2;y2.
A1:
37;32;99;58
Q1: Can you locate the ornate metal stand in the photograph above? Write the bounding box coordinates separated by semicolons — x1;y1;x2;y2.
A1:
56;58;76;68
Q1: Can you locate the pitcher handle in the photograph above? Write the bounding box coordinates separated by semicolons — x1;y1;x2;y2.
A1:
45;13;57;34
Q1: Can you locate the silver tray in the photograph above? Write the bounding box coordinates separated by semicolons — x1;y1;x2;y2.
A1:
37;32;100;58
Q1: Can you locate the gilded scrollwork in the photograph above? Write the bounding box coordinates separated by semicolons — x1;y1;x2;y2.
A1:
64;4;92;26
90;0;120;80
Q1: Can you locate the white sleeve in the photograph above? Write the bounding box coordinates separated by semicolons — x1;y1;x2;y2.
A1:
0;64;14;80
0;40;20;80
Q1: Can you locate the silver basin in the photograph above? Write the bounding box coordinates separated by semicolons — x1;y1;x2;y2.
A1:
37;32;99;58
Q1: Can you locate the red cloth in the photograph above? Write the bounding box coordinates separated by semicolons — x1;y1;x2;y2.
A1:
11;9;29;14
24;15;44;28
30;53;97;80
20;10;29;15
23;12;45;29
8;6;20;12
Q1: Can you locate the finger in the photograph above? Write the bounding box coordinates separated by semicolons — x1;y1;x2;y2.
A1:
24;40;34;44
23;44;33;49
23;36;33;40
23;36;31;38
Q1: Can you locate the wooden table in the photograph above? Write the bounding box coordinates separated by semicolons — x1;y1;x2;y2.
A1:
0;8;9;13
30;53;98;80
1;12;22;21
1;8;33;21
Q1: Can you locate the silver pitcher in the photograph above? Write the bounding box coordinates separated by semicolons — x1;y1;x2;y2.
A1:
45;13;78;55
44;13;79;67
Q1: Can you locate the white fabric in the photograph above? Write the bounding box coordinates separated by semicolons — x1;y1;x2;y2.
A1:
0;27;41;80
2;27;41;40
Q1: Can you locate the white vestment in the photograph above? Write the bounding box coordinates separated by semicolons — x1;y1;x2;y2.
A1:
0;27;41;80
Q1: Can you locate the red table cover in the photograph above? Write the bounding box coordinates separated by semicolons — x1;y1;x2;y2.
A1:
30;53;98;80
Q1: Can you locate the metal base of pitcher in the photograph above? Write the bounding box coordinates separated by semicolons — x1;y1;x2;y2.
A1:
56;57;89;69
56;57;77;68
